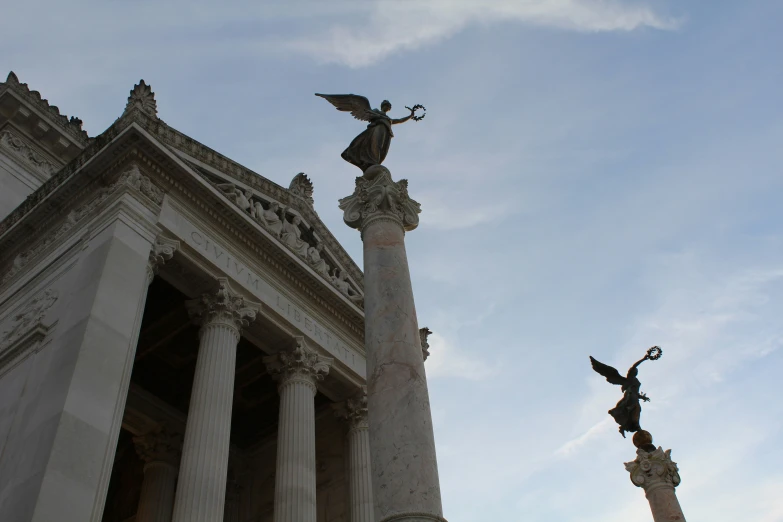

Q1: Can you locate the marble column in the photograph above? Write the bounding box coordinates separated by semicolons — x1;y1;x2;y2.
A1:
263;337;333;522
625;433;687;522
334;387;374;522
171;278;260;522
133;427;182;522
339;166;446;522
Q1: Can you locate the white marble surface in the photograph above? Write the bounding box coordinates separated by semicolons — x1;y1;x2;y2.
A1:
335;389;374;522
626;446;686;522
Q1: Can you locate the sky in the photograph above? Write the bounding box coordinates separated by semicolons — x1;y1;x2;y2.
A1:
4;0;783;520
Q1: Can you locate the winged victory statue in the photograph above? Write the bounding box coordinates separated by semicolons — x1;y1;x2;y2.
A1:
589;346;662;438
315;93;425;172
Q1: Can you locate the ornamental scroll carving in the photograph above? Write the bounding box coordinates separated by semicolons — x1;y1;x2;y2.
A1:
214;180;364;305
339;165;421;232
0;130;57;176
123;80;158;118
625;446;681;493
263;337;333;389
2;164;163;285
0;288;58;352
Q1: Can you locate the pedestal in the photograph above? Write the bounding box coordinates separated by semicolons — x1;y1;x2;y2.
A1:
625;440;686;522
264;337;333;522
171;278;260;522
339;166;446;522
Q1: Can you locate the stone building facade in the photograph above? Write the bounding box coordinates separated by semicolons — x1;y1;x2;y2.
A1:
0;72;374;522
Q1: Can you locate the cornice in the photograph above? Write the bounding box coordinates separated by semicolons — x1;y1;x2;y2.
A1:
1;71;89;144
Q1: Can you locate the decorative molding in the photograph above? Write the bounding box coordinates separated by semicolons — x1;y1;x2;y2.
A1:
333;386;368;430
1;71;90;143
339;165;421;234
625;446;681;493
185;277;260;335
419;327;432;361
147;235;179;283
133;426;183;467
0;288;57;354
289;172;314;207
1;163;164;286
123;80;158;119
0;129;58;176
263;336;333;390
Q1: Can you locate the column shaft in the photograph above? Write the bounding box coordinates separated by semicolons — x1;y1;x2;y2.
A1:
171;323;238;522
646;487;686;522
274;378;318;522
136;462;178;522
348;425;374;522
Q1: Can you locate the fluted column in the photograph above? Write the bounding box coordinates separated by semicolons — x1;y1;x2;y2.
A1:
339;166;446;522
625;432;687;522
334;387;374;522
263;337;333;522
133;427;183;522
171;278;260;522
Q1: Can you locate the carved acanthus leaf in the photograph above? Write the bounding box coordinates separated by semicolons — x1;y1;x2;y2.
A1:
289;172;314;206
339;165;421;232
123;80;158;118
625;446;681;491
419;327;432;361
263;337;333;387
185;277;260;333
0;289;58;352
333;386;368;429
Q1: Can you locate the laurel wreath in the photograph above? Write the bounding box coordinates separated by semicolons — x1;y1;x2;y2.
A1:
406;104;426;122
646;346;663;360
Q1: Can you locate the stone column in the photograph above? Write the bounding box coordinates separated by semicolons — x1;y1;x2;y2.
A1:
263;337;333;522
334;387;374;522
171;278;260;522
339;166;446;522
133;427;182;522
625;432;687;522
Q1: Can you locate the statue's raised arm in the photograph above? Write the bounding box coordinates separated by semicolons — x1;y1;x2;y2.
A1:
316;93;426;173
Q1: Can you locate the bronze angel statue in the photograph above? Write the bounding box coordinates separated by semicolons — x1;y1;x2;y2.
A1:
315;93;424;172
589;346;662;438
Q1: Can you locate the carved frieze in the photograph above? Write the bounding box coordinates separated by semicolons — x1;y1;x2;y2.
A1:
0;130;58;176
0;288;58;353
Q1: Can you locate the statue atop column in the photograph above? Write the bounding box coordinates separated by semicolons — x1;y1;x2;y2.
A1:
589;346;662;438
315;93;425;172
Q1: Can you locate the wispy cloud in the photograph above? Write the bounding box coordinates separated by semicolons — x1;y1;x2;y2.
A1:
286;0;681;67
425;331;498;380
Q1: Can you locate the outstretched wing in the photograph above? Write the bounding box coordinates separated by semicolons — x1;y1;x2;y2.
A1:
589;356;627;386
315;93;375;122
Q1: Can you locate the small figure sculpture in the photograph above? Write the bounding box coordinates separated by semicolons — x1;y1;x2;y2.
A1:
281;215;309;257
254;201;284;237
217;183;252;213
589;346;663;438
307;243;330;277
315;93;425;172
332;269;364;305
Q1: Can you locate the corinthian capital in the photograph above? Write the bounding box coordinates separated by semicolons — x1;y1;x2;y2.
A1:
147;235;179;283
263;337;333;390
625;446;682;493
333;386;369;430
185;277;261;335
338;165;421;233
133;427;183;467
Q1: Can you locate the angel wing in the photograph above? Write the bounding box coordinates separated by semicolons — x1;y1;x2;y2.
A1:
315;93;375;122
589;356;627;386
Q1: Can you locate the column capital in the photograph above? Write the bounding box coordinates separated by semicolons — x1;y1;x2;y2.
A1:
625;446;682;494
185;277;260;335
338;166;421;234
133;427;183;468
146;235;179;284
333;386;369;430
419;327;432;362
263;337;333;391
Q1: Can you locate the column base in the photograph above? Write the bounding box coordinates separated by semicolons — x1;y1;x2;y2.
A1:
380;513;448;522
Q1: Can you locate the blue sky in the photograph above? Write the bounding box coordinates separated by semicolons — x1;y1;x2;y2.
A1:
4;1;783;520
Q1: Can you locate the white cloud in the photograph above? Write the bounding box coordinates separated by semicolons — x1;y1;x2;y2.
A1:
425;331;498;380
286;0;680;67
555;417;613;457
